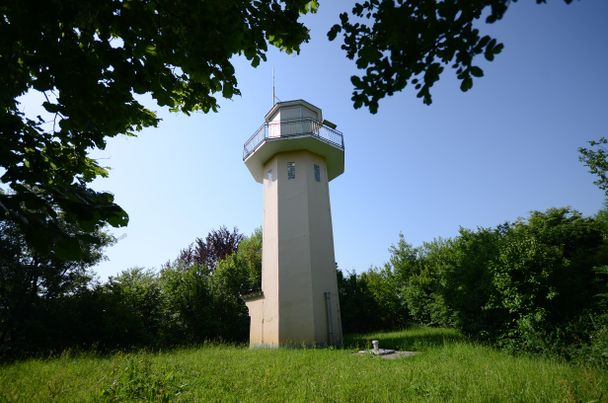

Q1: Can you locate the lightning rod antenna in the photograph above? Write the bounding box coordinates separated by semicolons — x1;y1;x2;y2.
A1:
272;67;276;106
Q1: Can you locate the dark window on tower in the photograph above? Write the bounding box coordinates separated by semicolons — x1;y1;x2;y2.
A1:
314;164;320;182
287;161;296;180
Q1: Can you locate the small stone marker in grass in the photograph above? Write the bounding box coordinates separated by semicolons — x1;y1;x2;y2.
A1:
357;340;418;360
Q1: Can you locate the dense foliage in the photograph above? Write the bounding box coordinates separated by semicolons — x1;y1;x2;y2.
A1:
338;208;608;367
0;227;261;360
0;217;112;358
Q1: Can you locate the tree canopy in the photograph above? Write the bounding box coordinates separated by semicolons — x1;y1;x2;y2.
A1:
177;226;244;271
329;0;574;112
1;0;317;259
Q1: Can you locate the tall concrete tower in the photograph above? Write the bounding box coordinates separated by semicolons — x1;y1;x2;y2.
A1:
242;100;344;347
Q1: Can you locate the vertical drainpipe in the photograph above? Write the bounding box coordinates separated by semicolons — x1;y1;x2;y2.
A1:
324;291;334;346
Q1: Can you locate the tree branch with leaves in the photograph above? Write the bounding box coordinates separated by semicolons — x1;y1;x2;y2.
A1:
328;0;574;112
579;137;608;199
1;0;317;259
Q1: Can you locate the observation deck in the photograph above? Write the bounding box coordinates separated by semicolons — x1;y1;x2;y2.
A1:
243;100;344;183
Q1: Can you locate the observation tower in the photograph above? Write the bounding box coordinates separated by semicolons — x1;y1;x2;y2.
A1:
242;99;344;347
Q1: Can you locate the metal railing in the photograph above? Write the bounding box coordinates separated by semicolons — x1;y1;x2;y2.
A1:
243;118;344;160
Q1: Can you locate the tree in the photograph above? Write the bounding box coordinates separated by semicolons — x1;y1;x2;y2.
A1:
159;228;262;344
213;227;263;294
158;263;217;345
178;226;244;271
235;227;263;292
425;228;507;337
1;0;317;259
0;217;113;357
336;269;383;333
488;208;607;354
362;265;409;329
104;268;164;347
579;137;608;199
204;228;261;340
328;0;574;112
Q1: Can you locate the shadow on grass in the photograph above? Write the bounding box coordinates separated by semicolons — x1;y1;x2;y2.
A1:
344;327;465;352
0;339;250;366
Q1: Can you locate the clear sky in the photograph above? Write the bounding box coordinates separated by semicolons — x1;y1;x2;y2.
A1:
84;0;608;279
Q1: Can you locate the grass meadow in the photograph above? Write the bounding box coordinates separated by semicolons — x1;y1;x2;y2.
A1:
1;328;606;402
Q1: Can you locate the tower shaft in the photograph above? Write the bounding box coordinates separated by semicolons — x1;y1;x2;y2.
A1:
243;100;344;347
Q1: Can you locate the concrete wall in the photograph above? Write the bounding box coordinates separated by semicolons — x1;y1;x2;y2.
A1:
255;150;342;346
261;157;280;346
245;297;264;346
267;102;322;139
275;151;316;344
305;154;343;345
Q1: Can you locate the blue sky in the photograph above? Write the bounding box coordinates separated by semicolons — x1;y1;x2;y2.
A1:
85;0;608;279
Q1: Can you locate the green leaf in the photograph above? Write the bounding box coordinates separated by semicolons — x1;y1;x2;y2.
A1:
327;25;341;41
478;35;491;49
42;102;60;113
470;66;484;78
55;236;83;260
106;207;129;227
145;44;157;56
302;1;318;13
460;77;473;92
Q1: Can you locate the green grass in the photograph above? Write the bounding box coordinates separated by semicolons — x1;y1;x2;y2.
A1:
1;328;606;402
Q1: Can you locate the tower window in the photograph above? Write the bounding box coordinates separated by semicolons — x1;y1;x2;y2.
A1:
287;161;296;180
314;164;320;182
